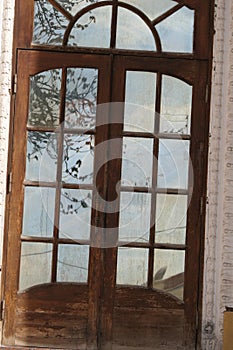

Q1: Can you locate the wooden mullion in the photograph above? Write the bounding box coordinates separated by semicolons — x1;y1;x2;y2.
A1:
152;4;183;26
87;56;112;349
118;241;187;250
120;186;153;193
48;0;73;20
51;68;67;283
110;0;118;49
156;188;189;195
148;73;161;288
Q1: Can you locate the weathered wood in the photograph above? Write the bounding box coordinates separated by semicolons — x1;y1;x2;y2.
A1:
112;307;184;349
15;284;88;349
115;286;184;309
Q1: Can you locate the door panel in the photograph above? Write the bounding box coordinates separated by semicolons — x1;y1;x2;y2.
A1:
3;50;208;349
3;50;111;349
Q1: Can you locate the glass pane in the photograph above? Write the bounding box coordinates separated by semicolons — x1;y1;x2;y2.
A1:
59;189;92;240
65;68;98;129
56;0;109;16
155;194;187;245
28;69;62;127
160;76;192;135
121;137;153;187
19;242;52;291
33;0;68;45
22;187;56;237
119;192;151;243
62;134;94;184
157;139;190;189
26;132;58;182
116;7;156;51
117;248;148;286
123;0;175;21
68;6;112;47
156;7;194;52
124;71;156;133
153;249;185;300
57;244;89;282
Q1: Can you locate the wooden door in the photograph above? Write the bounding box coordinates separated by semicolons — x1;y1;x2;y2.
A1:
2;48;208;349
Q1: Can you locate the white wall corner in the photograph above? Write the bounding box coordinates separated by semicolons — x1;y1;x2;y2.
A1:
202;0;233;348
0;0;15;265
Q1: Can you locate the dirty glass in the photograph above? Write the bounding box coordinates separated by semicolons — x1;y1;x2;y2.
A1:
22;187;56;237
26;132;58;182
118;192;151;243
157;139;190;189
122;0;175;21
65;68;98;129
56;0;108;16
62;134;94;184
68;6;112;47
33;0;68;45
57;244;89;282
155;194;187;245
160;75;192;134
116;7;156;51
28;69;62;127
124;71;156;133
156;7;194;52
19;242;53;290
117;247;148;286
153;249;185;300
59;189;92;240
121;137;154;187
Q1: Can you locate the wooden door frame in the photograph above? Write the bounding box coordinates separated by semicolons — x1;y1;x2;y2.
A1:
1;0;215;348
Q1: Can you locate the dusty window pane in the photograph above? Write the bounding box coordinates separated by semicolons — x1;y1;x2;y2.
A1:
153;249;185;300
121;137;153;187
119;192;151;243
156;7;194;52
124;71;156;133
57;244;89;282
19;242;53;291
117;248;148;286
33;0;68;45
59;189;92;240
65;68;98;129
157;139;190;189
116;7;156;51
68;6;112;47
26;132;58;182
160;75;192;135
155;194;187;245
28;69;62;127
62;134;94;184
56;0;109;16
122;0;174;21
22;187;55;238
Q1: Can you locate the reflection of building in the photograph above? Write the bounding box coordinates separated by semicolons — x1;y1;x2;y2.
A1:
0;0;232;349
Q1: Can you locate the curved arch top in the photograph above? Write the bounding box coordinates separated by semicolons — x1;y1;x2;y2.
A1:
33;0;195;53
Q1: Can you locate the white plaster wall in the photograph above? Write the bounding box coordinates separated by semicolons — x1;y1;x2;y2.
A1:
0;0;15;266
202;0;233;349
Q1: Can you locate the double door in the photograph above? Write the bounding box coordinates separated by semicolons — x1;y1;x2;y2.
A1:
2;50;208;349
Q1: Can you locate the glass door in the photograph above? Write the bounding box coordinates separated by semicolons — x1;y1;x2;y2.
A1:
2;50;208;349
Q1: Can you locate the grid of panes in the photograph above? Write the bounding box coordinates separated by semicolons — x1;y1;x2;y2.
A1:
32;0;194;53
19;67;98;290
116;71;192;300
